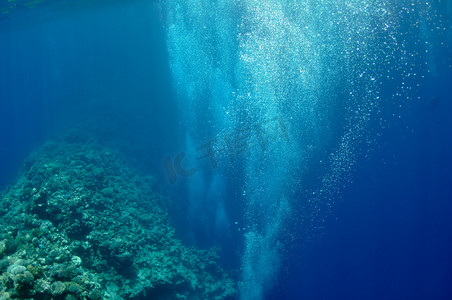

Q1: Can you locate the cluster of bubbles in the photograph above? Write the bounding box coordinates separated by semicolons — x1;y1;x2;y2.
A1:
164;0;446;299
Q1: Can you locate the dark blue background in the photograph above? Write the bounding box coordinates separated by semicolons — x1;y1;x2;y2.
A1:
0;1;179;189
270;53;452;299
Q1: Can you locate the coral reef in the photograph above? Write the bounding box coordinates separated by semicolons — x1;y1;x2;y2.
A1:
0;132;236;299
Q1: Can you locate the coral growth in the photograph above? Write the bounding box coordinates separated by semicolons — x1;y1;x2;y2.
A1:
0;132;236;299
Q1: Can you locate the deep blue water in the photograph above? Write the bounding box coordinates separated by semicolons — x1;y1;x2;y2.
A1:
1;1;451;299
269;61;452;299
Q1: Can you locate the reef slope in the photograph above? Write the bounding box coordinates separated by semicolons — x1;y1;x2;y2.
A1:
0;132;236;299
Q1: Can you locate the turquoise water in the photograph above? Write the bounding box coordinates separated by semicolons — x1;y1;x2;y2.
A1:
1;0;451;299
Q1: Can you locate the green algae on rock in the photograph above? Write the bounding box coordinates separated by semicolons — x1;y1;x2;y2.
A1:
0;133;236;299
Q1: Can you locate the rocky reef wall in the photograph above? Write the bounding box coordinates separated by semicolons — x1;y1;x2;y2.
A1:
0;130;236;299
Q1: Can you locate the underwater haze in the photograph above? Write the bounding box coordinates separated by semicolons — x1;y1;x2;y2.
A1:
1;0;451;299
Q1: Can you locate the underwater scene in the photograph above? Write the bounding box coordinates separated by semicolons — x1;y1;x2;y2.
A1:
0;0;451;299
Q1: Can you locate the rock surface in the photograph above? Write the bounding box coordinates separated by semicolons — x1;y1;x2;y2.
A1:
0;131;236;299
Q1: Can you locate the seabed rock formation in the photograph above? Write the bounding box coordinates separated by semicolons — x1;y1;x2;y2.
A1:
0;131;236;299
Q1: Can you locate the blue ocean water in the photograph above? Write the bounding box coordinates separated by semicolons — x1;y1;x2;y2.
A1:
1;0;451;299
